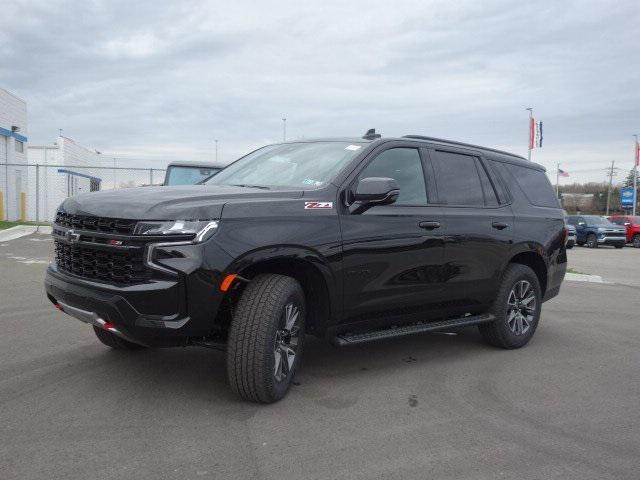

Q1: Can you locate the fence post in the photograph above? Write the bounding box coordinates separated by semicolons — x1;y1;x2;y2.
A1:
149;168;153;186
35;164;40;231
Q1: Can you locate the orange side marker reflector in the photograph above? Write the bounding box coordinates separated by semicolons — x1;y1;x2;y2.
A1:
220;274;238;292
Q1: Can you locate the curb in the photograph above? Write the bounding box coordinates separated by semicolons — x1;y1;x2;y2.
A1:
565;272;604;283
0;225;52;242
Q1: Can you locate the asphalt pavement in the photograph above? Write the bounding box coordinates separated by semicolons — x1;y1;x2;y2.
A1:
1;233;639;480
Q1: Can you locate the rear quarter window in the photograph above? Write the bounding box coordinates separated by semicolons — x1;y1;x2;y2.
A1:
502;163;559;208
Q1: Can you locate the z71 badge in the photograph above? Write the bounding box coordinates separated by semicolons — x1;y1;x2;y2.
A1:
304;201;333;209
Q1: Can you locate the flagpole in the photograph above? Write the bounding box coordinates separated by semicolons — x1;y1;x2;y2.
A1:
556;163;560;197
634;134;638;217
526;107;533;161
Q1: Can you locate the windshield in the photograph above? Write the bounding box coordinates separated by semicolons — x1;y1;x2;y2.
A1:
205;142;366;189
583;216;614;226
165;166;222;186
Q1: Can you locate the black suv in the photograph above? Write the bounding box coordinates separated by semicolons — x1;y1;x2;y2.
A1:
45;133;567;403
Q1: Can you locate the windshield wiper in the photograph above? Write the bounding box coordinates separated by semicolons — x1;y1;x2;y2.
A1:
229;184;271;190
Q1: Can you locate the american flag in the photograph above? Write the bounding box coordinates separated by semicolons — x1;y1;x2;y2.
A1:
636;140;639;167
558;168;569;177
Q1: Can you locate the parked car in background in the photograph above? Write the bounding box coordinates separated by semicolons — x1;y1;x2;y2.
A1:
566;223;576;249
609;215;640;248
163;161;225;186
566;215;626;248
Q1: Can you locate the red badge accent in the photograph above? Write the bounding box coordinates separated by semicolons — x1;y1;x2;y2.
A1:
304;202;333;209
108;239;123;246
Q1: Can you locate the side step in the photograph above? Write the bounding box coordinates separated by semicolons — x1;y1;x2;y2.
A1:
332;313;495;347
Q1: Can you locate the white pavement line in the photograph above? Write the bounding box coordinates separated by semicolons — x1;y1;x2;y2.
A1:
18;260;49;264
565;272;605;283
0;226;37;242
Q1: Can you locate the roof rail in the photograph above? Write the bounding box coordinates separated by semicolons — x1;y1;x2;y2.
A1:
402;135;525;160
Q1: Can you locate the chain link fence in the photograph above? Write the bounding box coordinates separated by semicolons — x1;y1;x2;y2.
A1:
1;163;166;223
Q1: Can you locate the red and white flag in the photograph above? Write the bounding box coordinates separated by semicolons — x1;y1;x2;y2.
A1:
558;168;569;177
636;140;640;167
529;119;543;150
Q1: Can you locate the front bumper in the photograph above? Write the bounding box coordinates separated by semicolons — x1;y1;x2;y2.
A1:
597;236;626;245
45;248;230;346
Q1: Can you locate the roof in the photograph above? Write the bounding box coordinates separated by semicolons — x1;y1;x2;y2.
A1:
278;135;542;171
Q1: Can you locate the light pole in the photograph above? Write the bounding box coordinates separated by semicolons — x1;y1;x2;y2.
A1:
215;139;219;163
282;117;287;142
634;134;638;216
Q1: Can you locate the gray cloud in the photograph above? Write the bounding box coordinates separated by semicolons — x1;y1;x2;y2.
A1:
1;0;638;182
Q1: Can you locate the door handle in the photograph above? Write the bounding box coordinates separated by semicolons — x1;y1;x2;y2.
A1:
492;222;509;230
419;221;441;230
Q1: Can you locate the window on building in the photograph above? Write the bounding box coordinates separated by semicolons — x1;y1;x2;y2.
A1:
15;140;24;153
431;151;485;206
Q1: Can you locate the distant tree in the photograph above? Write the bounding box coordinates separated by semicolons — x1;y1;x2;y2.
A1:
624;168;637;187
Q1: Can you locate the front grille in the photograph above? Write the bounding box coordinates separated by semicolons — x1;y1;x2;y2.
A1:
54;239;151;284
602;231;625;237
55;212;137;235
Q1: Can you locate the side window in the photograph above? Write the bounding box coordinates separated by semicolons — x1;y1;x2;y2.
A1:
358;148;427;205
503;163;559;208
431;151;484;206
476;161;499;206
566;216;577;226
486;160;509;204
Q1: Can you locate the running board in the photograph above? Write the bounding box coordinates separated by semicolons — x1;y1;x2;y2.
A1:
332;313;495;347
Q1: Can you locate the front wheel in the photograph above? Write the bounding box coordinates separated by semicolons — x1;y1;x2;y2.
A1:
226;274;306;403
479;264;542;349
633;235;640;248
614;244;624;249
586;233;598;248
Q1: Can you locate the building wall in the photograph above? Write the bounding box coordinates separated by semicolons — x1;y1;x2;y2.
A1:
27;136;103;222
0;88;28;221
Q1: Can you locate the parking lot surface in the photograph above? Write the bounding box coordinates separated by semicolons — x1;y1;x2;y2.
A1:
1;234;639;480
568;245;640;287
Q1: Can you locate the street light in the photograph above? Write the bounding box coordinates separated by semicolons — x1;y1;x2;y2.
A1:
282;117;287;142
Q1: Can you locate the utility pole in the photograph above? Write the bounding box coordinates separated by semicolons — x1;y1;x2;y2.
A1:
605;160;616;216
634;134;638;217
282;117;287;142
215;139;219;163
526;108;533;161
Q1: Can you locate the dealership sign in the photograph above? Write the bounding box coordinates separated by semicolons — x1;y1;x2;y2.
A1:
620;187;636;207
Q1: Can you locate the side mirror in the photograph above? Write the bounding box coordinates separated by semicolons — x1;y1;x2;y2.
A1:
354;177;399;204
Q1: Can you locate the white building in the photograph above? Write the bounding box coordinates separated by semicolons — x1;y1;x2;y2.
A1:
0;87;28;221
28;136;103;222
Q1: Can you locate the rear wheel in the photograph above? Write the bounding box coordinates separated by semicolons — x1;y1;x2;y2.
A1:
566;242;574;249
614;244;624;249
227;274;306;403
586;233;598;248
479;264;542;349
633;235;640;248
93;326;146;350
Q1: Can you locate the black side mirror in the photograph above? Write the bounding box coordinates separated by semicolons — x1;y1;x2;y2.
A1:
351;177;399;213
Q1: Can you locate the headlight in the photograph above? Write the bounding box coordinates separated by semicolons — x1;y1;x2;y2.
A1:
597;227;606;232
134;220;219;242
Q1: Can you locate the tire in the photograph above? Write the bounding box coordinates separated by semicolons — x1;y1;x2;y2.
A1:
227;274;306;403
633;235;640;248
93;326;146;350
566;243;574;249
586;233;598;248
614;244;624;249
478;264;542;349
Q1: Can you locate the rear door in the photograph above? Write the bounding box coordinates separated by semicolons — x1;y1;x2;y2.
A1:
339;143;447;328
425;147;514;315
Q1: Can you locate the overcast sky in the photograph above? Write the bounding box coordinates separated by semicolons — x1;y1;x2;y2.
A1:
1;0;638;183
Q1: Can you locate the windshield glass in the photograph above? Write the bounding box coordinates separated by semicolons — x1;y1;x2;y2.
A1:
583;216;614;226
205;142;366;189
165;166;221;186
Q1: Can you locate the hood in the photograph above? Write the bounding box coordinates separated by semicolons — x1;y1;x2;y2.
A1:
60;184;304;220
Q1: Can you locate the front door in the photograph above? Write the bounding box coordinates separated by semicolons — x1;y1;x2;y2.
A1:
339;145;447;329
